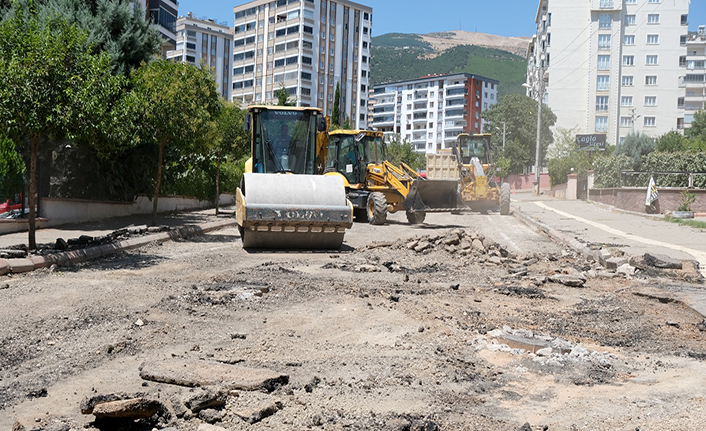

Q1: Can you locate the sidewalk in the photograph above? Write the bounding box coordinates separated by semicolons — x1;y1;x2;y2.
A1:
0;208;234;250
511;192;706;269
0;208;237;276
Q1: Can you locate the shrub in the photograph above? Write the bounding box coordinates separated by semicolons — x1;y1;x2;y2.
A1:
593;154;633;188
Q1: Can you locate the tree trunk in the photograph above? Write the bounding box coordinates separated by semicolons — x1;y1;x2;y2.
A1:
215;157;221;216
28;134;40;249
152;140;166;227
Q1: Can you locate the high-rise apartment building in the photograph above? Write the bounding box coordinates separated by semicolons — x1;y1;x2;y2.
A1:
136;0;179;54
231;0;373;129
683;25;706;130
526;0;691;145
166;14;233;100
370;73;499;154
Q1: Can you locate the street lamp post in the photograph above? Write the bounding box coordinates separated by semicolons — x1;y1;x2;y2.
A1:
523;59;545;196
494;122;506;151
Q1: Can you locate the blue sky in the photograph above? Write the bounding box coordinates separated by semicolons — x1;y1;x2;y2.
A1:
176;0;705;37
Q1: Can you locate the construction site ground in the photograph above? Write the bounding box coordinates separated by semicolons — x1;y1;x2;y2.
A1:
2;195;706;431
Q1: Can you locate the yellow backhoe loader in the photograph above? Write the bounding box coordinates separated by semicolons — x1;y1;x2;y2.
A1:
427;133;511;215
324;129;462;225
236;106;353;249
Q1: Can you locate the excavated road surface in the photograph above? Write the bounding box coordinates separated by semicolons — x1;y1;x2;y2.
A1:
2;211;706;430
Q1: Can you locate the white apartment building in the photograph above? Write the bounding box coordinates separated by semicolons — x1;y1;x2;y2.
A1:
683;25;706;130
136;0;179;54
370;73;499;154
231;0;373;129
527;0;691;145
166;14;233;100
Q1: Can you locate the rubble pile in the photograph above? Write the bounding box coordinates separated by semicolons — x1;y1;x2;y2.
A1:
472;326;621;369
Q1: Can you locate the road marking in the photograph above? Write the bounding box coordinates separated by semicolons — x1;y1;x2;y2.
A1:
534;201;706;277
483;215;522;252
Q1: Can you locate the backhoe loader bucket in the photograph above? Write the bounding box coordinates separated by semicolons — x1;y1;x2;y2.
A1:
237;173;353;249
404;178;461;212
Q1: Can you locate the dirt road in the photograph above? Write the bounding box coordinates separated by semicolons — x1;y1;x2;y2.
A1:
2;211;706;430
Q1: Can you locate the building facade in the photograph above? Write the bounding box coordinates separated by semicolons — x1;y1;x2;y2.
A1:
370;73;499;154
136;0;179;54
166;14;233;100
231;0;372;129
683;25;706;130
526;0;691;145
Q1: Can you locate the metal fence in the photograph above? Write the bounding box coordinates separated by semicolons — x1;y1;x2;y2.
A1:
620;171;706;188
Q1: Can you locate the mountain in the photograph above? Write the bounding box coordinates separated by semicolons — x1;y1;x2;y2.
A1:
370;31;531;97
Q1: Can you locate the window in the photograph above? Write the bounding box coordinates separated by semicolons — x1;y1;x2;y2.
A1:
646;55;658;65
624;35;635;45
599;14;611;29
648;0;659;3
597;75;609;91
647;14;659;24
622;55;634;66
595;116;608;132
620;116;633;127
596;96;609;111
644;117;656;127
600;0;613;8
598;55;610;70
645;75;657;85
622;75;634;86
625;15;636;26
678;97;685;108
681;14;688;26
621;96;633;106
644;96;656;106
647;34;659;44
625;0;636;3
598;34;611;50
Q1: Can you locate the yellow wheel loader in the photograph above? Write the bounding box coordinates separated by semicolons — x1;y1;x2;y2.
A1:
427;133;510;215
236;106;353;249
324;130;462;225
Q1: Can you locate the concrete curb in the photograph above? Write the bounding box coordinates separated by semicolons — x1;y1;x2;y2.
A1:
0;219;237;276
511;209;611;265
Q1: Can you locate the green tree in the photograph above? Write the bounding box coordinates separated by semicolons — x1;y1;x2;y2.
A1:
4;0;160;75
342;115;352;130
0;5;123;248
656;130;688;153
686;110;706;141
615;132;655;171
546;127;592;186
213;101;248;215
385;134;425;171
129;60;221;226
482;94;556;174
331;82;341;129
275;83;295;106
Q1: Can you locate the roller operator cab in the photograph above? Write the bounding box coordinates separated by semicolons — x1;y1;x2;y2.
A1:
236;106;353;249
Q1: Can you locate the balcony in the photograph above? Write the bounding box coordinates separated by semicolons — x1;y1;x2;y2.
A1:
445;81;465;89
414;91;428;100
445;109;465;119
413;104;427;112
372;116;394;127
375;97;395;106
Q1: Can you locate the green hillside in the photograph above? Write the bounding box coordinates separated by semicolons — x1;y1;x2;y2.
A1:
370;36;527;97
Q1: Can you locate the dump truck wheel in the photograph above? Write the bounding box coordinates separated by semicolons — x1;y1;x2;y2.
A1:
367;192;387;225
406;210;426;224
500;183;511;215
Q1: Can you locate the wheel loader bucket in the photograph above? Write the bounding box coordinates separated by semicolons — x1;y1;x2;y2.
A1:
404;178;461;212
236;173;353;249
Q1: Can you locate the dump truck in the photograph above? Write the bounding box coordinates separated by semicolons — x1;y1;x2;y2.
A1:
324;129;462;225
236;106;353;249
427;133;511;215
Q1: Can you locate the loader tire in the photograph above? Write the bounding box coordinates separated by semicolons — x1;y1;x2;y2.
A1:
367;192;388;225
406;210;426;224
500;183;511;215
